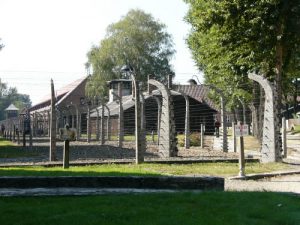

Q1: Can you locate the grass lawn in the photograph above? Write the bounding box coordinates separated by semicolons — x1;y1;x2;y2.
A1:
291;125;300;134
0;192;299;225
0;138;37;158
0;162;295;177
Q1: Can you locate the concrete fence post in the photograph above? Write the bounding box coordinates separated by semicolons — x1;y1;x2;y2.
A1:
148;79;177;157
282;117;287;158
248;73;281;162
200;124;204;148
232;122;237;153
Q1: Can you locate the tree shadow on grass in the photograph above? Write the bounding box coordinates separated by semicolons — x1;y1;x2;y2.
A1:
0;145;39;158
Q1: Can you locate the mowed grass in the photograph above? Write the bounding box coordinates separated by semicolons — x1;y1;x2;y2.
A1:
0;138;37;158
0;192;300;225
291;125;300;134
0;162;294;177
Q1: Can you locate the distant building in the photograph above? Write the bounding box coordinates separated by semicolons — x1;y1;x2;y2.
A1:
5;104;19;119
29;76;89;135
90;79;220;135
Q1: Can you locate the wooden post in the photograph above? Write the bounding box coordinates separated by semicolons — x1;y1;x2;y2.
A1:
118;82;124;148
13;125;16;142
87;105;91;143
132;75;144;164
63;140;70;169
50;79;57;161
200;124;204;148
140;93;146;160
239;136;245;177
151;130;155;143
23;131;26;147
232;122;236;153
76;106;80;140
47;111;50;137
100;101;105;145
220;95;228;152
104;105;111;141
95;108;100;141
29;127;33;147
181;92;190;149
17;128;20;145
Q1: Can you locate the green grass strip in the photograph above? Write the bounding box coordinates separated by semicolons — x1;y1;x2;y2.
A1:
0;162;294;177
0;192;299;225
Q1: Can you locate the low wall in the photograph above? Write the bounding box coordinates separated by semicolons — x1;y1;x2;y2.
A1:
0;176;224;191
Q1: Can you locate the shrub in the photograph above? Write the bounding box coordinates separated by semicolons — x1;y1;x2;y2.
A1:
177;132;201;147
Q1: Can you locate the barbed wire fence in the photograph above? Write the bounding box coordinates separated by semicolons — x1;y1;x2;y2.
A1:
0;74;299;164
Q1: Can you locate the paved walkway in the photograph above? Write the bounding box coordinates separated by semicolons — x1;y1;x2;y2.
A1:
226;174;300;194
0;188;180;197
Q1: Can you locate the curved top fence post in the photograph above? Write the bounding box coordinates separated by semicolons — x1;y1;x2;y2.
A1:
248;72;281;162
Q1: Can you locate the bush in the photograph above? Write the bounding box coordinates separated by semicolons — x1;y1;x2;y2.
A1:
177;132;201;147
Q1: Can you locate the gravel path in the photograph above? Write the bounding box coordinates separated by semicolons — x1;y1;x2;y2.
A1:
226;174;300;194
0;139;241;165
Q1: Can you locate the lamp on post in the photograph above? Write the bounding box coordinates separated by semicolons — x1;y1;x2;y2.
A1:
121;65;144;164
191;75;228;152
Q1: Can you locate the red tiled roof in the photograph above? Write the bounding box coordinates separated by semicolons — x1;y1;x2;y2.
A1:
30;77;87;111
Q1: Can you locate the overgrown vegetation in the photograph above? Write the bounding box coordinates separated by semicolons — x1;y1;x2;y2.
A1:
0;192;300;225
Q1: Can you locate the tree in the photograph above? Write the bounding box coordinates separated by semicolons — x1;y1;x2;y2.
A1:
184;0;300;109
86;9;175;97
0;79;31;120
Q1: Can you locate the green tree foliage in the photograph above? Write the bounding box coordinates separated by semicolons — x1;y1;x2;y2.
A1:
184;0;300;108
86;9;175;97
0;79;31;120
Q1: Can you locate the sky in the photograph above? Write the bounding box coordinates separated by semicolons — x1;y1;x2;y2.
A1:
0;0;203;105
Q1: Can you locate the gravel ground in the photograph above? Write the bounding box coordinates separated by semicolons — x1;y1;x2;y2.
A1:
226;174;300;194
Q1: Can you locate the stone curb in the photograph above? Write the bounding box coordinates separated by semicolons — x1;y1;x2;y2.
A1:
0;188;195;197
229;170;300;180
0;175;224;191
